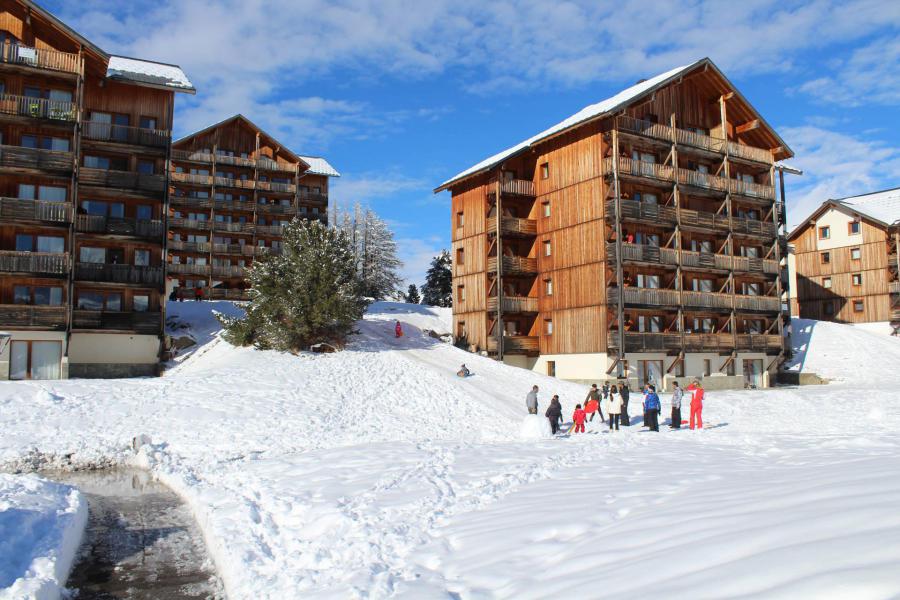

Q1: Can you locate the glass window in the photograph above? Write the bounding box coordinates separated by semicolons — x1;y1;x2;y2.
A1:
82;200;106;216
540;163;549;179
36;236;64;253
21;134;38;148
818;226;830;239
79;247;106;263
15;234;33;251
31;341;61;380
51;137;69;151
133;295;149;312
137;160;154;175
139;116;157;129
823;277;832;289
33;287;63;306
849;221;861;235
84;155;110;169
109;203;124;218
24;86;42;98
136;205;152;220
820;252;830;264
850;247;861;260
38;186;66;202
77;292;104;310
18;184;35;199
134;249;150;266
853;299;864;312
106;293;122;311
852;273;862;286
14;286;30;304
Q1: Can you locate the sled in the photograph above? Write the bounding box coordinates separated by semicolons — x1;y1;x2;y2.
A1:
584;399;599;414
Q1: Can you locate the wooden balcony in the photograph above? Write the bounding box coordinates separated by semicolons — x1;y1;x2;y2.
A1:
604;156;674;186
734;295;781;312
170;171;212;185
611;198;678;226
676;167;728;194
214;199;255;212
212;265;245;277
256;225;284;236
679;206;729;231
727;141;773;165
608;286;680;307
82;121;170;148
80;168;166;195
215;154;256;168
72;310;161;334
491;178;535;197
676;128;727;156
214;177;255;190
168;263;210;276
212;243;255;256
732;216;778;238
0;304;67;329
206;288;251;301
168;240;210;253
298;189;328;203
258;181;296;194
608;242;678;266
257;203;297;215
0;198;72;224
257;158;297;173
731;256;780;275
682;333;735;353
487;335;540;354
169;218;211;231
608;331;682;352
0;145;73;173
0;41;80;75
486;216;538;237
76;215;164;240
682;291;734;311
487;255;538;276
75;263;164;286
613;115;676;145
679;251;723;271
0;251;68;275
171;149;215;164
486;295;539;313
0;93;76;122
170;195;213;209
735;334;782;352
729;179;775;201
213;221;255;234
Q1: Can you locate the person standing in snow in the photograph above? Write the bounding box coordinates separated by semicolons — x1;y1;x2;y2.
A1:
607;386;623;431
585;384;604;422
572;403;586;433
670;382;683;429
620;382;630;426
644;386;661;431
395;320;403;338
525;385;539;415
687;380;704;429
545;395;563;434
602;382;610;402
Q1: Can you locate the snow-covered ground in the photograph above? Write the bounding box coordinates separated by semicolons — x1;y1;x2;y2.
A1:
2;302;900;599
0;475;86;600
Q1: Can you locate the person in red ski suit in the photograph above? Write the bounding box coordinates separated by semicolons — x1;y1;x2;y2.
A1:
395;321;403;338
686;381;704;429
573;404;587;433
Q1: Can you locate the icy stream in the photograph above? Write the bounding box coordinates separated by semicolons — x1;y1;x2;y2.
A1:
45;468;224;599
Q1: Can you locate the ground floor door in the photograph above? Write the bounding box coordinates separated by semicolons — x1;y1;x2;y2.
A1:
743;359;764;389
638;360;663;388
9;340;62;380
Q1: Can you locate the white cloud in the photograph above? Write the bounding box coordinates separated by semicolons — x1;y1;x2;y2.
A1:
331;173;428;207
796;37;900;106
395;237;447;286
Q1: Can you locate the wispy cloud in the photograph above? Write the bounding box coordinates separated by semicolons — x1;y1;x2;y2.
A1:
796;37;900;106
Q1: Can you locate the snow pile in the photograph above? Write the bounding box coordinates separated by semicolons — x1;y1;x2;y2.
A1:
786;318;900;383
0;474;87;600
518;414;553;440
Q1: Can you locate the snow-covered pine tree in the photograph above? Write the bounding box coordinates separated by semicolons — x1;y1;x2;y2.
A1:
217;219;367;351
421;250;452;307
333;203;403;300
406;284;421;305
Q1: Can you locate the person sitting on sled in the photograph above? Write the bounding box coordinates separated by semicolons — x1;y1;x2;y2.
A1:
572;403;587;433
457;364;471;378
394;320;403;338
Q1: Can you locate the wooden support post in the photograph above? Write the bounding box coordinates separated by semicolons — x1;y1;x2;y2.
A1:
611;130;626;373
495;172;504;361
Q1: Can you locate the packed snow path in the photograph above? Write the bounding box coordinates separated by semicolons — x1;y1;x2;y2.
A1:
2;302;900;598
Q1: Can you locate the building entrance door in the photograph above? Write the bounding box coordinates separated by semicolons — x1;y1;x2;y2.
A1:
743;359;764;388
638;360;663;388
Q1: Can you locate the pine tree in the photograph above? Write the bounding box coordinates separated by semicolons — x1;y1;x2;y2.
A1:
406;284;421;304
217;219;368;351
421;250;452;307
333;203;403;300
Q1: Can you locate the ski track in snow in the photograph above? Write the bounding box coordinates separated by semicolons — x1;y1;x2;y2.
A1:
3;301;900;599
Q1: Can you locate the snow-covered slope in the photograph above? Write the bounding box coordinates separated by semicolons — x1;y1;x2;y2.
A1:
1;308;900;599
786;318;900;383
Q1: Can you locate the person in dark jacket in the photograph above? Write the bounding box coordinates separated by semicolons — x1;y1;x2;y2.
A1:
620;383;630;425
670;381;683;429
585;384;603;422
644;387;661;431
545;395;563;434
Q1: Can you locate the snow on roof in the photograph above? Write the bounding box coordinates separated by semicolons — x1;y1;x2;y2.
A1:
299;155;340;177
437;59;705;190
834;187;900;226
107;55;195;93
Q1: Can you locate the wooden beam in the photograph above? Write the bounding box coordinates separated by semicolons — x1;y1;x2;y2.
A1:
735;119;760;135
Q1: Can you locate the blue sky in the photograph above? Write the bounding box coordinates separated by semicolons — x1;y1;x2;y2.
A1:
45;0;900;285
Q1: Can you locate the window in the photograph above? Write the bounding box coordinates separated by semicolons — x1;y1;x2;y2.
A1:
79;247;106;263
139;116;158;130
457;285;465;302
850;247;861;260
543;240;552;256
136;205;152;220
820;252;830;264
852;273;862;286
703;359;711;377
544;319;553;335
456;211;464;228
456;247;465;266
133;295;150;312
823;277;832;289
547;361;556;377
542;201;551;218
848;221;861;235
818;226;830;239
37;236;64;253
76;291;104;310
15;234;32;251
544;278;553;296
14;286;63;306
137;160;155;175
823;301;834;316
457;321;466;339
540;162;549;179
134;249;150;267
853;299;864;313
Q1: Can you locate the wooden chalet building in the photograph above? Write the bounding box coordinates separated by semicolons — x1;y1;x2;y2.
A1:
167;114;339;300
787;187;900;334
436;58;794;390
0;0;193;380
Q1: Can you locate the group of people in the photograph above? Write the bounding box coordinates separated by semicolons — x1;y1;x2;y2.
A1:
532;379;705;434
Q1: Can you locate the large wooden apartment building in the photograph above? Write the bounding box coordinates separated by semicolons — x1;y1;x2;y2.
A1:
167;114;339;300
787;187;900;334
436;58;794;389
0;0;193;379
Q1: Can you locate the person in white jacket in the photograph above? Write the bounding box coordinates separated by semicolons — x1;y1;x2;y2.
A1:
607;384;623;431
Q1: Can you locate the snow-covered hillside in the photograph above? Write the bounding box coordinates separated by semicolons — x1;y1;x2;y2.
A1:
2;306;900;599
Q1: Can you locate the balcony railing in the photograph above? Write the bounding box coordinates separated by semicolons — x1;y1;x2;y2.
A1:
729;179;775;200
487;255;538;275
679;250;721;271
0;93;76;122
76;215;164;239
168;240;210;253
170;195;213;209
82;121;170;148
170;171;212;185
682;333;735;353
257;158;297;173
169;218;211;230
171;149;214;163
732;216;778;237
214;199;255;212
676;167;729;194
79;168;166;194
605;156;675;184
487;335;540;354
488;178;536;197
298;189;328;203
257;202;297;215
167;263;211;275
74;263;164;286
206;288;251;301
734;295;781;312
215;177;255;190
0;144;73;172
72;310;161;334
608;286;681;307
727;141;773;165
676;128;727;155
608;242;678;266
679;206;730;231
611;198;678;226
608;331;682;352
0;251;68;275
212;265;245;277
735;334;782;352
486;296;539;313
0;198;72;223
614;115;675;144
256;225;283;236
212;243;254;255
213;221;254;233
486;216;538;237
0;304;67;329
215;154;256;168
0;41;80;75
682;291;734;310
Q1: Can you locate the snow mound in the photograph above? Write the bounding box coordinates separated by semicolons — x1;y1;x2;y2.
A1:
0;474;87;600
519;414;553;440
786;318;900;384
366;301;451;334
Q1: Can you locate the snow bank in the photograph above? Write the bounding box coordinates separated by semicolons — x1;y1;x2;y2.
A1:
518;415;553;440
0;474;87;600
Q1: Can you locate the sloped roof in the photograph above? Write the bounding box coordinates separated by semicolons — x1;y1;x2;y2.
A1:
788;186;900;240
435;57;792;193
174;114;305;166
298;156;340;178
107;56;195;94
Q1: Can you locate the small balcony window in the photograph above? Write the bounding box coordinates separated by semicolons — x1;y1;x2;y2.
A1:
852;273;862;286
542;201;551;218
456;247;465;266
544;319;553;335
820;251;830;264
848;221;861;235
818;226;830;239
823;277;832;289
456;211;464;228
850;247;861;260
457;285;465;302
544;278;553;296
540;162;549;180
543;240;552;257
853;299;864;312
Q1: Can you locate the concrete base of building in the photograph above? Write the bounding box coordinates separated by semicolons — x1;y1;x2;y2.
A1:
68;362;160;378
776;371;829;386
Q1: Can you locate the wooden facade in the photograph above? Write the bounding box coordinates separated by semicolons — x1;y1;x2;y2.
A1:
440;59;793;385
167;114;335;299
789;197;900;331
0;0;192;378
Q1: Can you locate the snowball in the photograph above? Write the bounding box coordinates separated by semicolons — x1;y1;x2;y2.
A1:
519;414;553;440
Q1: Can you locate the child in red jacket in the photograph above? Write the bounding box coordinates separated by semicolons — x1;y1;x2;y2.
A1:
686;381;704;429
573;404;586;433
